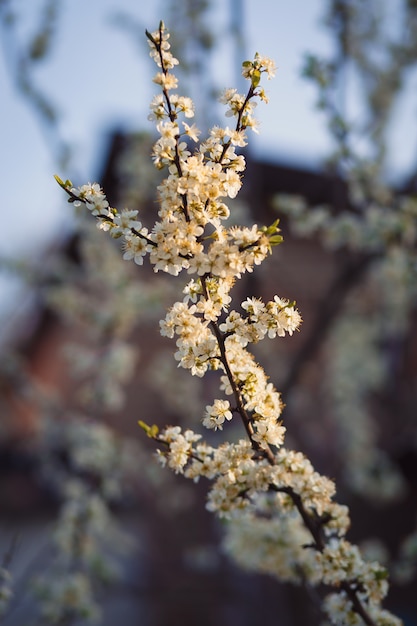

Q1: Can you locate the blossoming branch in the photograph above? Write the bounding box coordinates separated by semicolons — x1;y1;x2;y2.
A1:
56;21;402;626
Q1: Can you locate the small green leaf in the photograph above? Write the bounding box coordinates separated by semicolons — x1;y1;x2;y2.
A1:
54;174;72;190
138;420;151;435
138;420;159;439
269;235;284;246
252;69;261;88
261;218;281;237
145;29;155;44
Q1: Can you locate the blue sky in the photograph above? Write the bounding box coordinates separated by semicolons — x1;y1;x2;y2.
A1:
1;0;417;329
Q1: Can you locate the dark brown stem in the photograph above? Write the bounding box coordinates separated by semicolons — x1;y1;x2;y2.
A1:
340;582;377;626
131;227;157;247
273;485;377;626
199;275;276;464
217;85;255;164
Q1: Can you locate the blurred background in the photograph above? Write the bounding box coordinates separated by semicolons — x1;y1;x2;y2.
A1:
1;1;417;624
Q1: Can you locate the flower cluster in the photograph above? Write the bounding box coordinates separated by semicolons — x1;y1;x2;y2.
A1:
202;399;233;431
34;571;100;624
56;23;282;282
152;424;400;624
221;295;301;344
33;416;138;623
274;192;417;255
325;315;406;501
57;22;403;626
